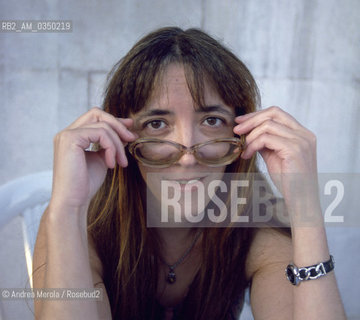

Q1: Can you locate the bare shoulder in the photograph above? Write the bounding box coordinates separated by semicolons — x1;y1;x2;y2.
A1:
33;208;112;319
88;234;104;282
245;227;293;319
33;208;48;294
245;227;292;280
33;208;105;287
87;234;112;319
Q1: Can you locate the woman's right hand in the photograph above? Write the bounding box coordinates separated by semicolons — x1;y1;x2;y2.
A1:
50;107;137;211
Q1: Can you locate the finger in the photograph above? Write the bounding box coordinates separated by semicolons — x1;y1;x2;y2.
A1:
67;107;109;128
244;119;304;147
241;132;297;160
234;111;257;123
56;127;120;168
68;107;138;140
234;106;304;134
70;109;137;143
117;118;139;139
118;117;134;128
80;122;129;167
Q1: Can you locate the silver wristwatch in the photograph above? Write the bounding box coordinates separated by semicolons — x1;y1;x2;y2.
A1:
285;255;335;286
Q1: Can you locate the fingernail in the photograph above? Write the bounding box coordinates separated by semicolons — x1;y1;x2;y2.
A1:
233;124;243;132
235;113;251;120
130;131;139;139
127;130;136;138
240;151;249;159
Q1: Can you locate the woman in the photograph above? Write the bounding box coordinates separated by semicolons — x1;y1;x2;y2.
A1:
33;27;346;319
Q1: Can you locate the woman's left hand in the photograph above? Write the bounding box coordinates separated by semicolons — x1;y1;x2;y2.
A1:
233;106;319;210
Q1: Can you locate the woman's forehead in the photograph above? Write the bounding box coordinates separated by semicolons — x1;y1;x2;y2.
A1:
143;64;230;110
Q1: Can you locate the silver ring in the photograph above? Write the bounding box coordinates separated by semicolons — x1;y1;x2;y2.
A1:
85;142;101;152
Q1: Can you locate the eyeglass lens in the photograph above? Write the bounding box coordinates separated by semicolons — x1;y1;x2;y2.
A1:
134;140;242;166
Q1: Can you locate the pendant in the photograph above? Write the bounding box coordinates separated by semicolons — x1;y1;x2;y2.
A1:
167;269;176;284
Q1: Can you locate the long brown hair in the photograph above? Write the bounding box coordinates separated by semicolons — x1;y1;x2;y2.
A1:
88;27;261;319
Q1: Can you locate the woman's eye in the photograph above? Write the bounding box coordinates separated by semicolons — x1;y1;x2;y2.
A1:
203;117;225;127
145;120;166;130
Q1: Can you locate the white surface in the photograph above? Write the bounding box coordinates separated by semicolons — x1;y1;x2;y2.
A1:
0;171;52;227
0;171;52;319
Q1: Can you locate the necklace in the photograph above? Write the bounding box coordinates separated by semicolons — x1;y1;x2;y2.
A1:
161;230;202;284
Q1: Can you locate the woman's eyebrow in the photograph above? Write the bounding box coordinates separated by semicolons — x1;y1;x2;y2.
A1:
134;105;233;122
196;105;234;117
134;109;174;122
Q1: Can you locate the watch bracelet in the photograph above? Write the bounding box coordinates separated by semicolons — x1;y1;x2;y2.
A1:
286;255;335;285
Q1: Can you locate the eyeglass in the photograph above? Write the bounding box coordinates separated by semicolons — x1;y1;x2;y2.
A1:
128;136;246;168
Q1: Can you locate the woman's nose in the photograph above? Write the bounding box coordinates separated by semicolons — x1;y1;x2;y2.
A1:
177;151;198;167
174;130;198;167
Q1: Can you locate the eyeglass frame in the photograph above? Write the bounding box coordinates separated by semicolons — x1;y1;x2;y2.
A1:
128;136;246;168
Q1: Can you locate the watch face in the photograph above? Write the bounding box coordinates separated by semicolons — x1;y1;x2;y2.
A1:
286;265;297;285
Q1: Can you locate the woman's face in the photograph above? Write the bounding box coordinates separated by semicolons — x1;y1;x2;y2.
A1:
131;63;236;225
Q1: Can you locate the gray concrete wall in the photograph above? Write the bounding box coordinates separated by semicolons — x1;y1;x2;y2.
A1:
0;0;359;319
